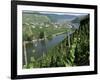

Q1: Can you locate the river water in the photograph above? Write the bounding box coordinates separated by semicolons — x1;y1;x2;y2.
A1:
23;33;69;65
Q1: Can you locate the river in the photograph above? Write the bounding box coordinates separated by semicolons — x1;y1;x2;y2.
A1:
23;33;69;65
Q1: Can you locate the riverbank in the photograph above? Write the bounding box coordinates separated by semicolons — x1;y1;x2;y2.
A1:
52;32;66;37
23;31;67;44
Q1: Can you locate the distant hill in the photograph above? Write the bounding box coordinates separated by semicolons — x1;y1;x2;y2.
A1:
23;11;77;23
71;14;89;23
22;11;89;30
40;13;76;23
22;12;51;24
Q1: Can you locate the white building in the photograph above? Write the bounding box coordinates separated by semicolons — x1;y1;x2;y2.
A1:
54;25;58;28
32;25;35;28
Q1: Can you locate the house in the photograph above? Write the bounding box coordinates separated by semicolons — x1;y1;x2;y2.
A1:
45;24;49;27
40;26;42;28
32;25;35;28
54;25;58;28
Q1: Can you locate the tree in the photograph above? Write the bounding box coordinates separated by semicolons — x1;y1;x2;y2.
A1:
39;31;44;39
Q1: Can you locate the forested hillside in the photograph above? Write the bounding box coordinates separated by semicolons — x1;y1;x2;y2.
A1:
70;14;90;66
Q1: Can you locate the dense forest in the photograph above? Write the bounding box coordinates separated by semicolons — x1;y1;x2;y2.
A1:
22;12;90;68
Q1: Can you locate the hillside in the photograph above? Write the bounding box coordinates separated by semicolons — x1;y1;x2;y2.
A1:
71;14;89;23
22;12;51;25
